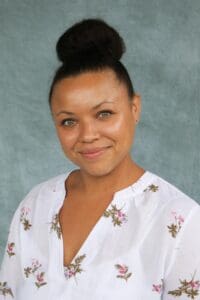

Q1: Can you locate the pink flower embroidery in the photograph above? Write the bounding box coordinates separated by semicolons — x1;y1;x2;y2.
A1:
152;279;164;294
20;207;32;231
168;272;200;298
172;211;184;224
167;211;184;238
36;273;44;283
189;281;200;289
103;204;128;226
31;259;42;273
115;210;127;223
7;242;15;258
64;254;86;284
21;207;31;214
119;265;128;274
115;264;132;281
64;269;76;279
24;258;47;288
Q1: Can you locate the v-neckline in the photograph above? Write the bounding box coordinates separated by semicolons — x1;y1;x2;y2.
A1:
52;168;154;276
59;174;116;269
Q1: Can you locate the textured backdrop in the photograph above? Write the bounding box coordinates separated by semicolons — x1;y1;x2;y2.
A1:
0;0;199;263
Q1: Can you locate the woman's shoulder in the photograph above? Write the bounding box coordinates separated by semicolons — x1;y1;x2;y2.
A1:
18;171;70;210
146;170;199;210
25;172;67;195
142;171;200;244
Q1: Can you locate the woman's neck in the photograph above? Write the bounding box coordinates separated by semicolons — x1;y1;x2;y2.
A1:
68;157;145;198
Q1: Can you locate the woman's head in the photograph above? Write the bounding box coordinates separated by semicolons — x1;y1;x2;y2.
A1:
49;18;141;176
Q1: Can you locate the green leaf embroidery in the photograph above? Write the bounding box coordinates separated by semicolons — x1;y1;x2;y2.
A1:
143;184;159;192
168;272;200;298
20;207;32;231
50;214;62;239
24;267;32;278
0;282;14;298
167;211;184;238
22;219;32;231
103;204;127;226
64;254;86;281
24;259;47;289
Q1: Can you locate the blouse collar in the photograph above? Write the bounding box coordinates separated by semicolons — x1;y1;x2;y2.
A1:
55;168;155;203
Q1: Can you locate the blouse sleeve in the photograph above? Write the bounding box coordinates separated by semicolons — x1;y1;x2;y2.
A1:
163;205;200;299
0;204;23;299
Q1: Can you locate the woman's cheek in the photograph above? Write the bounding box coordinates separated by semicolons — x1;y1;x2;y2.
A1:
57;128;77;147
103;115;129;134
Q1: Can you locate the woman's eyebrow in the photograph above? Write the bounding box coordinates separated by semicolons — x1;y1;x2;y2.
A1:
56;100;115;116
93;100;115;109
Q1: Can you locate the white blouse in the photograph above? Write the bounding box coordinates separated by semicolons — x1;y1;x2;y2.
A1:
1;169;200;300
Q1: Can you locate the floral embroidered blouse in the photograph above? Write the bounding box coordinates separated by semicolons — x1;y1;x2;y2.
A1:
1;169;200;299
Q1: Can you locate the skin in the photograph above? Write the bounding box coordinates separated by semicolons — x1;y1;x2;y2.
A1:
50;68;145;198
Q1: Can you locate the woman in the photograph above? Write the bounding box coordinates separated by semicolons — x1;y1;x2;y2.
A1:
1;18;200;300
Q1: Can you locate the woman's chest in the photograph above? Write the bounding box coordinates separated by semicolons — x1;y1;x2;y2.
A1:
18;212;167;300
58;193;114;266
17;190;174;299
17;256;164;300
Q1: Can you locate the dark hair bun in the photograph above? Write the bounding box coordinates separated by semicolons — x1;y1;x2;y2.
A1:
56;18;126;64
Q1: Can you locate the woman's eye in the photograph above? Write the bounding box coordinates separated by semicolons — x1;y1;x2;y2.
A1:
98;110;113;119
61;119;76;127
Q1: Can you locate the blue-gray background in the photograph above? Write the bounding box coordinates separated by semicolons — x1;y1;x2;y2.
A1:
0;0;199;263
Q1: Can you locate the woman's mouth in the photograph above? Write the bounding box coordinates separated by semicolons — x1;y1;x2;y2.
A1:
79;147;109;159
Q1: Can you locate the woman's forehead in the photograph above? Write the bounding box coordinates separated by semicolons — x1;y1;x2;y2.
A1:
53;69;120;93
51;70;128;109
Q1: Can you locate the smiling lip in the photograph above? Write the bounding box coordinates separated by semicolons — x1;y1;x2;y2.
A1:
79;147;109;159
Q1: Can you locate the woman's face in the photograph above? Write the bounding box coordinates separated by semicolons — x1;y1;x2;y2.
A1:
51;68;141;177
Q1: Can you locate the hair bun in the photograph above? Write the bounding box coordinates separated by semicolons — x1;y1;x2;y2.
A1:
56;18;126;64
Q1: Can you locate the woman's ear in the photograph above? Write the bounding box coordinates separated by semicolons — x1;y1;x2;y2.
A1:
130;94;141;123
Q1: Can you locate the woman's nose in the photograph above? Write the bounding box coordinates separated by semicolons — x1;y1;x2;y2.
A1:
79;121;100;143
